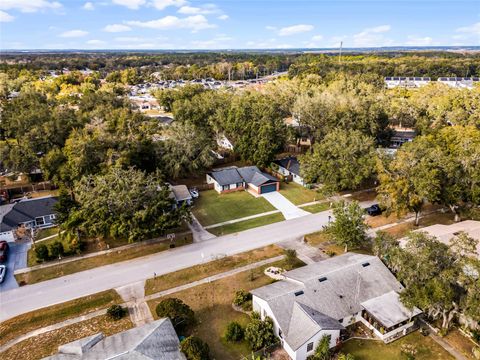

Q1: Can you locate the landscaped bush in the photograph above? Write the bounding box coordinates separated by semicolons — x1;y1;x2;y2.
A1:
233;289;252;306
49;241;65;258
284;248;298;268
245;312;276;351
180;336;210;360
241;299;253;312
156;298;195;330
224;321;244;342
35;244;49;262
106;304;127;320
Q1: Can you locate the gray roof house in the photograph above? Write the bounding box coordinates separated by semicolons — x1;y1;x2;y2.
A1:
272;157;305;186
206;166;279;195
45;318;186;360
0;196;58;242
169;184;192;206
251;253;422;360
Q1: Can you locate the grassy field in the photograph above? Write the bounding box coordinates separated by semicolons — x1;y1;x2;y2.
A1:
208;213;285;236
0;290;122;347
381;212;455;239
36;227;60;240
279;182;322;205
2;314;133;360
17;234;193;285
192;190;275;226
301;202;330;214
144;245;284;295
340;332;454;360
147;258;298;360
444;328;477;359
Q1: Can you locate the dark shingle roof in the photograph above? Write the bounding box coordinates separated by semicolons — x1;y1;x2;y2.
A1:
209;168;244;186
273;157;300;176
0;197;58;232
209;166;278;187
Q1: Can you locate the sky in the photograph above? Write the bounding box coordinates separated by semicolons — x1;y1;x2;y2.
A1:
0;0;479;50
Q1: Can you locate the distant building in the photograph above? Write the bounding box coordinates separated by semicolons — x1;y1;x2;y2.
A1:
384;77;431;89
169;184;192;207
45;318;185;360
389;126;416;149
216;134;234;151
207;166;279;194
437;77;480;89
0;196;58;242
251;253;422;360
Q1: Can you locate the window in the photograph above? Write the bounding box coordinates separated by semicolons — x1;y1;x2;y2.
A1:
362;262;370;267
222;184;230;191
294;290;304;296
49;214;56;220
35;217;45;226
307;342;314;352
236;182;243;188
319;277;327;282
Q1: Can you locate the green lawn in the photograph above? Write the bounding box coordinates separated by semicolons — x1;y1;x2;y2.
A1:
0;290;122;347
208;213;285;236
192;190;275;226
279;182;322;205
340;332;454;360
36;227;60;240
301;202;330;214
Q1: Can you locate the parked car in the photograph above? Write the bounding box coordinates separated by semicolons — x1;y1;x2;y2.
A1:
189;188;199;199
0;241;9;263
365;204;382;216
0;265;6;283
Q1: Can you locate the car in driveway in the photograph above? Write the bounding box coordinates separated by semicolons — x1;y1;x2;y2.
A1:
0;265;6;283
0;241;9;263
365;204;382;216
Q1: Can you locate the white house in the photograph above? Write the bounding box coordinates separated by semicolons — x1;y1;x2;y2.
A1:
0;196;58;242
216;134;234;151
273;157;305;186
437;77;480;89
251;253;422;360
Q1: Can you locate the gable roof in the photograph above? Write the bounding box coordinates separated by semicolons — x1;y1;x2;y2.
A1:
209;166;278;187
251;253;407;350
170;185;192;202
0;196;58;232
273;157;301;177
45;318;185;360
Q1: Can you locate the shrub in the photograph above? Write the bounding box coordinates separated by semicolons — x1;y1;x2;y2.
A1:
245;313;276;351
107;305;127;320
312;334;331;360
156;298;194;330
225;321;244;342
284;248;298;268
49;241;65;258
180;336;210;360
233;289;252;306
35;244;49;262
241;300;253;312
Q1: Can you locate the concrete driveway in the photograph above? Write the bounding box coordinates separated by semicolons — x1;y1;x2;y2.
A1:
0;241;30;291
261;192;310;220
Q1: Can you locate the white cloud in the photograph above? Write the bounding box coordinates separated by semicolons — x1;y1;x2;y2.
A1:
278;24;314;36
304;34;324;48
455;22;480;43
104;24;132;32
112;0;146;10
217;14;228;20
353;25;393;47
456;22;480;36
0;10;14;22
83;2;94;10
151;0;186;10
59;29;89;38
190;35;233;48
405;36;434;46
0;0;62;13
311;35;323;41
126;15;215;32
265;26;277;31
115;36;144;42
86;39;106;45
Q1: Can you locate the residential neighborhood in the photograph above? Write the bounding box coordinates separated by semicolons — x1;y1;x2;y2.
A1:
1;2;480;360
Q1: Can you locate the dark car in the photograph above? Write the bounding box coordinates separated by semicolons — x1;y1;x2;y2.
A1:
366;204;382;216
0;241;9;263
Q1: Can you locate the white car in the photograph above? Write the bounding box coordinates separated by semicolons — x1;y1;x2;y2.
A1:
189;188;199;199
0;265;6;284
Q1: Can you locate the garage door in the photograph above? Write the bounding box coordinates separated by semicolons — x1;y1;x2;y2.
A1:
260;183;277;194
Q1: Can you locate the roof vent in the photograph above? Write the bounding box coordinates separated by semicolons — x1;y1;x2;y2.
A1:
319;277;327;282
294;291;304;296
362;262;370;267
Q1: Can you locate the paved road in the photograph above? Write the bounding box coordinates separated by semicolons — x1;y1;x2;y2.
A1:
0;210;332;322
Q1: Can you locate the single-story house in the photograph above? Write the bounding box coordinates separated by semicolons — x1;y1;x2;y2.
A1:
216;134;234;151
45;317;186;360
404;220;480;258
389;126;416;149
206;166;280;195
273;157;306;186
251;253;422;360
169;184;192;207
0;196;58;242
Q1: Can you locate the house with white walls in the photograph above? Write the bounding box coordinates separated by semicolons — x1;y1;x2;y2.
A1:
251;253;422;360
